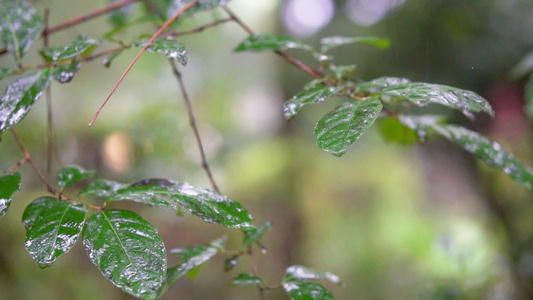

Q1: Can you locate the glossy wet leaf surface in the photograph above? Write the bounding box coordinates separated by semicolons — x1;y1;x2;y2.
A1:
0;69;51;134
243;221;272;248
526;74;533;120
110;178;254;230
314;98;383;156
157;245;217;298
284;265;341;284
231;273;264;286
0;172;21;217
40;35;100;62
166;0;232;20
0;0;44;60
320;36;390;52
22;197;86;268
383;82;494;117
52;61;82;83
57;165;96;190
355;77;411;92
283;280;335;300
433;124;533;190
399;115;533;189
0;68;15;81
133;38;187;65
235;34;313;52
82;209;166;299
284;85;341;120
79;179;128;198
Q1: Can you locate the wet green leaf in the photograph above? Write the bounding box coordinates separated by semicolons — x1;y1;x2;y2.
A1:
166;0;233;20
57;165;96;191
0;68;15;81
210;235;227;251
283;280;335;300
509;51;533;80
235;34;313;52
110;179;254;230
320;36;390;52
108;0;134;27
383;82;494;117
331;64;356;80
82;209;166;299
79;179;128;198
52;61;82;83
314;98;383;156
284;265;341;284
0;172;21;217
40;35;101;62
231;273;264;286
0;69;51;134
22;197;86;268
0;0;44;60
397;114;444;143
525;74;533;120
243;221;272;248
433;124;533;190
284;85;341;120
377;117;417;145
132;37;187;65
224;254;240;272
355;77;411;92
157;245;217;298
399;115;533;189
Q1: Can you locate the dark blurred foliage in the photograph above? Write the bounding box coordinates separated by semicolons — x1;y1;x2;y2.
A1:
0;0;532;299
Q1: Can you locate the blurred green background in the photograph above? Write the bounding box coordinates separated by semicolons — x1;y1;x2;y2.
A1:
1;0;532;299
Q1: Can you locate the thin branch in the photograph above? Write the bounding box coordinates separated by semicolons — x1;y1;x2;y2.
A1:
169;60;222;194
222;6;324;79
248;246;266;300
164;18;233;38
44;0;139;35
89;0;199;127
5;157;28;174
9;128;102;210
44;7;54;178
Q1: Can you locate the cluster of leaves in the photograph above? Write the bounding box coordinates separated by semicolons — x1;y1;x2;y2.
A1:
0;0;343;299
235;34;533;190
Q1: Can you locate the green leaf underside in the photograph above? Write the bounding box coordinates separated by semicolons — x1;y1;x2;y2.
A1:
283;280;335;300
224;255;240;272
332;64;356;79
210;235;227;251
52;61;82;83
284;85;341;120
166;0;232;20
82;209;166;299
80;179;128;198
399;115;533;190
0;0;44;60
0;69;51;134
314;98;383;156
0;172;21;217
156;245;217;298
284;265;341;284
108;178;253;230
0;68;15;81
132;38;187;65
232;273;264;286
40;35;100;62
320;36;390;52
355;77;411;92
22;197;86;268
57;165;96;190
243;221;272;248
526;74;533;120
235;34;312;52
377;117;417;145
